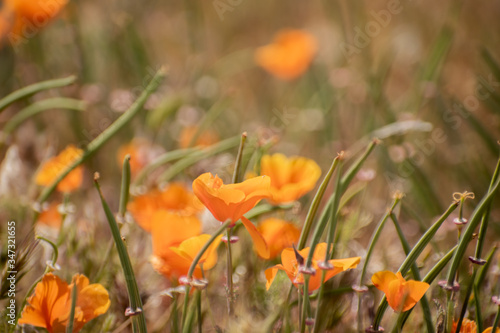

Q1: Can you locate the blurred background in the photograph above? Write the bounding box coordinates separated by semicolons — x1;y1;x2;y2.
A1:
1;0;500;331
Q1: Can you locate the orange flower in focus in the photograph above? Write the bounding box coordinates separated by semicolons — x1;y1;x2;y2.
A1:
452;319;477;333
35;145;83;193
371;271;430;312
37;202;62;228
179;126;219;149
259;153;321;204
128;182;202;232
150;211;221;279
18;273;110;333
258;218;300;259
255;29;317;80
3;0;67;40
192;172;271;258
265;243;360;291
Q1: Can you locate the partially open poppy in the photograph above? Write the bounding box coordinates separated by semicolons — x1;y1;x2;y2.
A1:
452;319;477;333
192;172;271;258
255;29;317;80
258;218;301;259
265;243;360;291
128;182;202;232
35;145;83;193
259;153;321;204
37;202;62;228
371;271;430;312
18;273;110;333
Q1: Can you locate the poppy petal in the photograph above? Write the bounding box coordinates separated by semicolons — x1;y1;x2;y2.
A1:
241;216;270;259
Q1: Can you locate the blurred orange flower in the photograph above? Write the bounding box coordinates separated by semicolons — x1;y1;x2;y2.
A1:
18;273;110;333
37;202;62;228
255;29;317;80
258;218;300;259
371;271;430;312
452;319;477;333
179;126;219;149
259;153;321;204
117;139;156;177
150;211;221;279
128;182;202;232
1;0;67;43
483;327;500;333
35;145;83;193
265;243;360;291
192;172;271;258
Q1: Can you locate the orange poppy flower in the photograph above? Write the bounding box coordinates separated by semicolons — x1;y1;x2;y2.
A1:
255;29;317;80
259;153;321;204
265;243;360;291
2;0;67;43
483;328;500;333
150;211;220;279
35;145;83;193
258;218;301;259
371;271;430;312
452;319;477;333
192;172;271;258
179;125;219;149
37;202;62;228
128;182;202;232
18;273;110;333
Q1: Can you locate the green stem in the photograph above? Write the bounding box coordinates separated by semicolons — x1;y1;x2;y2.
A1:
66;283;78;333
226;228;234;316
119;155;132;218
94;176;147;333
35;67;165;211
0;76;77;112
300;277;310;333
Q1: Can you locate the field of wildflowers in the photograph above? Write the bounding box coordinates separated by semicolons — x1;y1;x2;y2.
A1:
1;0;500;332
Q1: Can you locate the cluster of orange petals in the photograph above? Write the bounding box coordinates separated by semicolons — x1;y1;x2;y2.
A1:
179;126;219;149
0;0;68;44
150;211;220;279
451;319;500;333
265;243;360;291
255;29;317;80
259;153;321;204
192;172;271;258
35;145;83;193
19;273;110;333
128;182;202;232
258;218;300;259
371;271;429;312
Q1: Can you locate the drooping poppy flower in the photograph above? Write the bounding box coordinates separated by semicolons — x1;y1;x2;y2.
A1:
128;182;202;232
265;243;360;291
1;0;67;46
37;202;62;228
257;218;301;259
371;271;430;312
35;145;83;193
192;172;271;258
452;319;477;333
255;29;317;80
18;273;110;333
258;153;321;204
179;125;219;149
150;211;220;279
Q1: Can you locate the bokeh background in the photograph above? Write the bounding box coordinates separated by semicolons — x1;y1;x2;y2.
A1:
1;0;500;332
